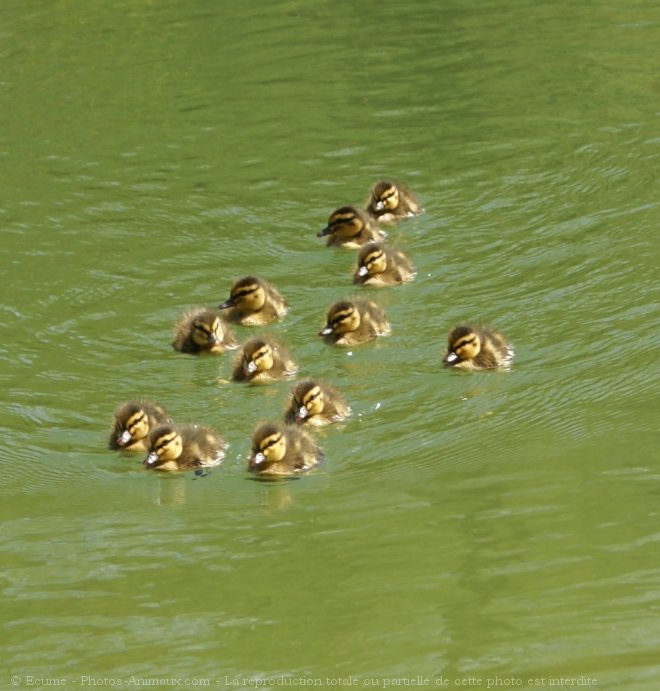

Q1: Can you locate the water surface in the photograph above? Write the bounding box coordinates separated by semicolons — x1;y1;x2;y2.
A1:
1;1;659;689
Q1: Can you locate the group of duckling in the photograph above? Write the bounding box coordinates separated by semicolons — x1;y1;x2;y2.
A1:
109;180;514;478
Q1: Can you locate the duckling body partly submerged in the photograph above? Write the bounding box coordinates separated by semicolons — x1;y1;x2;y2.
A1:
248;422;324;477
353;242;416;286
284;380;351;427
443;325;514;371
319;298;390;346
218;276;288;325
366;180;423;223
231;336;298;383
143;423;227;472
318;206;382;248
109;400;171;452
172;307;238;354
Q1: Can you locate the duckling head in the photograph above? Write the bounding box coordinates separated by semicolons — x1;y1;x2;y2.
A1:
319;300;361;337
252;423;287;467
371;181;399;213
115;403;151;448
318;206;367;241
292;381;325;422
144;426;183;470
357;242;387;278
443;326;482;367
242;339;274;376
191;312;225;350
219;276;266;312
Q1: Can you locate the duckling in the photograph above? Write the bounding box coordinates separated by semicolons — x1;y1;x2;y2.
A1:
317;206;383;248
284;380;351;427
366;180;423;223
172;307;238;354
353;242;416;286
319;298;390;346
217;276;288;325
143;423;227;472
108;400;171;452
443;325;514;371
231;336;298;383
248;422;324;477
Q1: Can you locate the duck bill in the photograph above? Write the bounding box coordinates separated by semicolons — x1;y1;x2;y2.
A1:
357;266;369;277
374;200;385;211
443;352;458;367
245;360;258;375
144;452;159;467
319;325;333;337
218;297;235;309
253;452;266;466
297;406;309;421
317;226;332;238
117;430;133;447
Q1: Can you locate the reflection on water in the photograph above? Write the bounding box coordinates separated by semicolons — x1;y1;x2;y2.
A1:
149;475;194;509
2;0;659;687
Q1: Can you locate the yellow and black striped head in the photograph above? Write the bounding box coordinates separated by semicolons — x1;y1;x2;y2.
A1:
242;339;274;376
191;310;225;349
357;242;388;278
291;380;325;422
371;181;400;213
144;425;183;469
444;326;482;366
114;403;151;448
251;423;287;466
219;276;266;312
319;300;360;337
318;206;367;241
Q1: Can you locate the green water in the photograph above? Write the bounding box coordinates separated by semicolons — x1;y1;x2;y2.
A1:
2;1;659;689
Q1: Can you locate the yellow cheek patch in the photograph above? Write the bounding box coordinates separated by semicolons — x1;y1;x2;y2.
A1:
126;411;146;432
260;432;283;456
331;309;354;327
194;319;221;341
303;386;322;407
252;346;271;364
233;284;258;299
455;336;476;351
365;251;380;266
382;188;398;207
155;432;177;452
369;253;386;271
